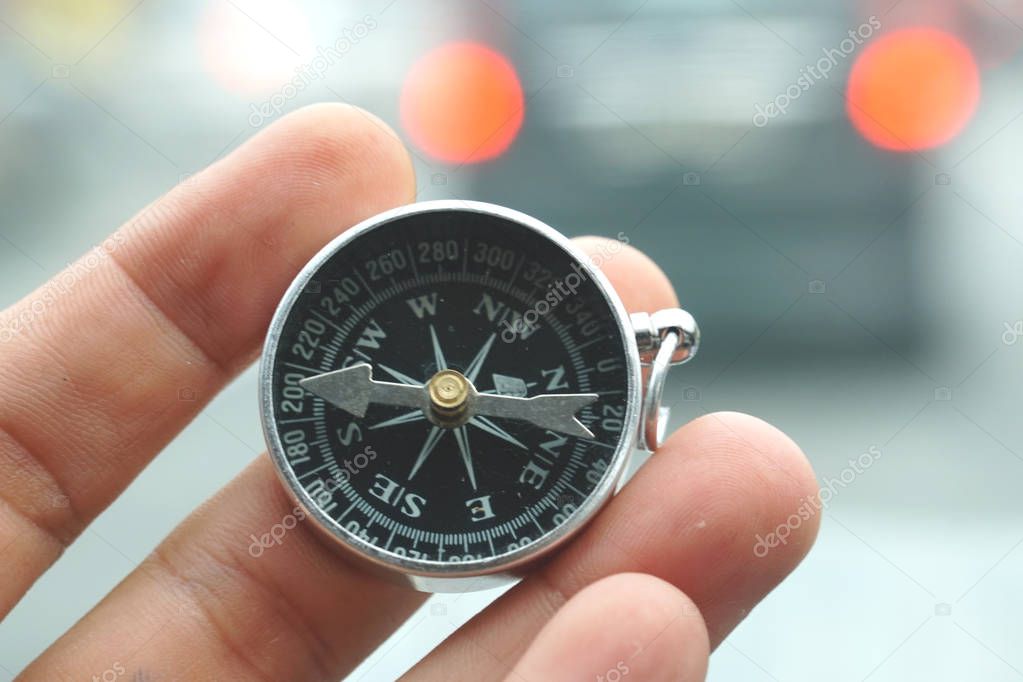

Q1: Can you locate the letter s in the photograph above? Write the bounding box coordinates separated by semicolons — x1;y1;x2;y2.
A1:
401;493;426;518
336;422;363;446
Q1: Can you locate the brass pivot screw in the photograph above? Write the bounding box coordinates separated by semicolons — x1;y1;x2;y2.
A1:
427;369;470;417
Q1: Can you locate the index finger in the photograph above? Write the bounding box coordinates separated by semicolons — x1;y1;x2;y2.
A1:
0;103;414;616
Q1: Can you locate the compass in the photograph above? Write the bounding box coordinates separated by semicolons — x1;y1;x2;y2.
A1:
259;201;699;592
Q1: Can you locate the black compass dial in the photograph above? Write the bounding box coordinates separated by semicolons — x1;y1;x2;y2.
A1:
266;208;633;565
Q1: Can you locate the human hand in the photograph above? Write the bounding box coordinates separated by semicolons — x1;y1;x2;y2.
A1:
1;104;819;681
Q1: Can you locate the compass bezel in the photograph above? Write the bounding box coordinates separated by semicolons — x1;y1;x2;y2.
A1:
259;200;641;591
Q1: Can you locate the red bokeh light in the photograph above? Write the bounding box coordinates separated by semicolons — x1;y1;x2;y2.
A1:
857;0;1023;69
401;42;524;164
847;27;980;151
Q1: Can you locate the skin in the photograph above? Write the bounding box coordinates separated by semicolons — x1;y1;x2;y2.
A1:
0;104;820;681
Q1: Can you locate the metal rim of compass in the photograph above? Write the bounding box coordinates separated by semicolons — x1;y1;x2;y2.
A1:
258;200;644;589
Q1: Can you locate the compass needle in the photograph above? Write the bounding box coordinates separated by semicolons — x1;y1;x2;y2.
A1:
303;363;596;439
300;364;426;417
472;392;598;439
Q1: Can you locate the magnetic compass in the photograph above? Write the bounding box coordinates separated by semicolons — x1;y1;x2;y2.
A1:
260;201;698;592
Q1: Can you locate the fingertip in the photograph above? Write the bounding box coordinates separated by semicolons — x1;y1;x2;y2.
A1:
669;411;820;548
251;102;417;211
510;573;708;682
573;236;679;312
665;410;819;552
114;103;418;370
652;411;820;638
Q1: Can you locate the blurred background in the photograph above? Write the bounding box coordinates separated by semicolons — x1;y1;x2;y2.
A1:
1;0;1021;679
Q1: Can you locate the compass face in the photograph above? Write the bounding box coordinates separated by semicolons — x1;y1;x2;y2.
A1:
261;203;639;575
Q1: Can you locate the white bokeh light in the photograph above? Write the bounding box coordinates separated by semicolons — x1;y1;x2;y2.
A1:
198;0;314;97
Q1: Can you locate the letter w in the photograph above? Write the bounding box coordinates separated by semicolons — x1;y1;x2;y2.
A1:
406;293;438;319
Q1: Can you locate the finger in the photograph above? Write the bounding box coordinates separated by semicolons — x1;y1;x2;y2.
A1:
574;235;680;312
407;412;819;679
20;455;427;682
504;574;709;682
21;237;681;680
0;103;414;614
